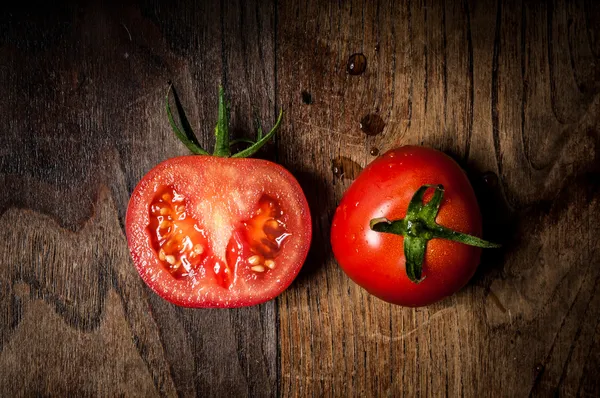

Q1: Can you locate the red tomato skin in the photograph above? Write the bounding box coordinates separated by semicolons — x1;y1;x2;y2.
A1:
330;146;482;307
126;156;312;308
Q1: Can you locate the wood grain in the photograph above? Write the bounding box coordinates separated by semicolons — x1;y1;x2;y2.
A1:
1;0;599;396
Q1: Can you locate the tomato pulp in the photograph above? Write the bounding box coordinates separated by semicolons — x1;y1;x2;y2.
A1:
127;156;311;308
331;146;493;307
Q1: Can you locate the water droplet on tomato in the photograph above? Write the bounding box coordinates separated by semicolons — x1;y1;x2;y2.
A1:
347;53;367;75
359;114;385;136
369;147;379;156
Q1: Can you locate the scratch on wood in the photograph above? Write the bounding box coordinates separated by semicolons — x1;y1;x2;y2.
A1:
367;308;456;342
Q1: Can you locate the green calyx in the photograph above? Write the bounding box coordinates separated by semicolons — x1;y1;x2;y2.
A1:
166;84;282;158
370;184;501;283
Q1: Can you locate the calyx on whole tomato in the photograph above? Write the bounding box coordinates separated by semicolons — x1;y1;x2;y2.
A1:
330;146;500;307
370;184;500;283
125;85;311;308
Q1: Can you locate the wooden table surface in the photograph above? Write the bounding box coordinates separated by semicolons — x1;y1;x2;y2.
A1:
1;0;599;396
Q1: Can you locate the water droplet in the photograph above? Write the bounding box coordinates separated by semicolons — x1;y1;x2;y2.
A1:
346;53;367;75
350;234;356;241
374;43;380;52
359;114;385;136
482;172;498;187
301;90;313;105
331;156;363;180
534;363;544;373
369;147;379;156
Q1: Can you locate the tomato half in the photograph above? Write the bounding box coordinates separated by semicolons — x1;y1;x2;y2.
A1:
126;156;311;308
331;146;491;307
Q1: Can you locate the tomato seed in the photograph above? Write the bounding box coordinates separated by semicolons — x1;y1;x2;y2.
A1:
248;255;262;265
160;219;171;228
160;208;170;215
251;265;265;273
193;244;204;255
165;255;176;264
264;259;275;269
159;249;166;261
265;219;279;230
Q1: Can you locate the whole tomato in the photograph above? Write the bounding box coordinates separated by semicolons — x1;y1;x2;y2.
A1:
126;86;311;308
330;146;499;307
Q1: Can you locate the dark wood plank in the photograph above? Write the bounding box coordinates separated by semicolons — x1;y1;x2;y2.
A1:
276;0;600;396
0;0;599;396
0;1;278;396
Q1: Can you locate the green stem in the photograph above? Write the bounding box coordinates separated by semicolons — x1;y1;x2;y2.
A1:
166;85;209;155
430;225;501;248
370;217;405;235
370;184;500;283
166;84;282;159
403;237;427;282
255;114;264;140
231;109;283;158
213;86;230;157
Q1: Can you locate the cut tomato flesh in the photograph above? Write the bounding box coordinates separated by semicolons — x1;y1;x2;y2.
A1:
242;195;291;268
126;156;312;308
147;186;290;289
148;187;208;279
